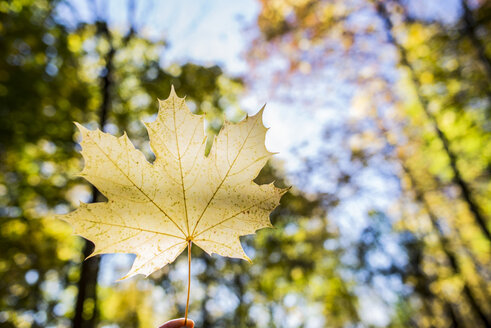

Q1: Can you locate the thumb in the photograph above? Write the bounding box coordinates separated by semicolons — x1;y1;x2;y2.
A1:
159;318;194;328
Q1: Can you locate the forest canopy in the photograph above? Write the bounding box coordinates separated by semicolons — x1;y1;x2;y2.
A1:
0;0;489;327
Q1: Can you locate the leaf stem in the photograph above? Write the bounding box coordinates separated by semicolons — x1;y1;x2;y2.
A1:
184;239;192;325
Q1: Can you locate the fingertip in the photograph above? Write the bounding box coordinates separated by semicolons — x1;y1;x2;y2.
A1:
159;318;195;328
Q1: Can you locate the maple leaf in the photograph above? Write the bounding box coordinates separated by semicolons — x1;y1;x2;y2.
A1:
60;87;285;279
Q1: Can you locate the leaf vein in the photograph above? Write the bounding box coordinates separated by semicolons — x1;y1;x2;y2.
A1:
85;133;187;237
191;116;261;235
76;217;185;240
193;193;277;238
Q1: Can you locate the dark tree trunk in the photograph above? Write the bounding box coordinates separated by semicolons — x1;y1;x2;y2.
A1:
374;0;491;242
401;158;490;327
72;23;115;328
373;109;488;326
73;239;100;328
460;0;491;81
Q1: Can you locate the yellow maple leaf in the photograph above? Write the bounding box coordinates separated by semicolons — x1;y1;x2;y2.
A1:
60;87;285;279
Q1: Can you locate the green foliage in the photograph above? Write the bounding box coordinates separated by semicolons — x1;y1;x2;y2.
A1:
251;0;491;326
1;0;490;327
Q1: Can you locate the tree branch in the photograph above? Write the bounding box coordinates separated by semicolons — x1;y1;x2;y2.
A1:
374;0;491;241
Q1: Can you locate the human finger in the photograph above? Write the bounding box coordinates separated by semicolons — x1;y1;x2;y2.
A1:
159;318;195;328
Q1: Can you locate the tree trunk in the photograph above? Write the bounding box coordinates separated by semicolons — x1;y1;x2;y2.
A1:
72;25;115;328
405;164;490;327
372;109;489;326
460;0;491;81
374;0;491;242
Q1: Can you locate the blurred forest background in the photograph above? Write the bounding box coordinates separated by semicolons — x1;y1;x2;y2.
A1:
0;0;490;327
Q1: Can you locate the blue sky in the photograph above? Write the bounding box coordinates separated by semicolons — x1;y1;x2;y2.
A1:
58;0;259;74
